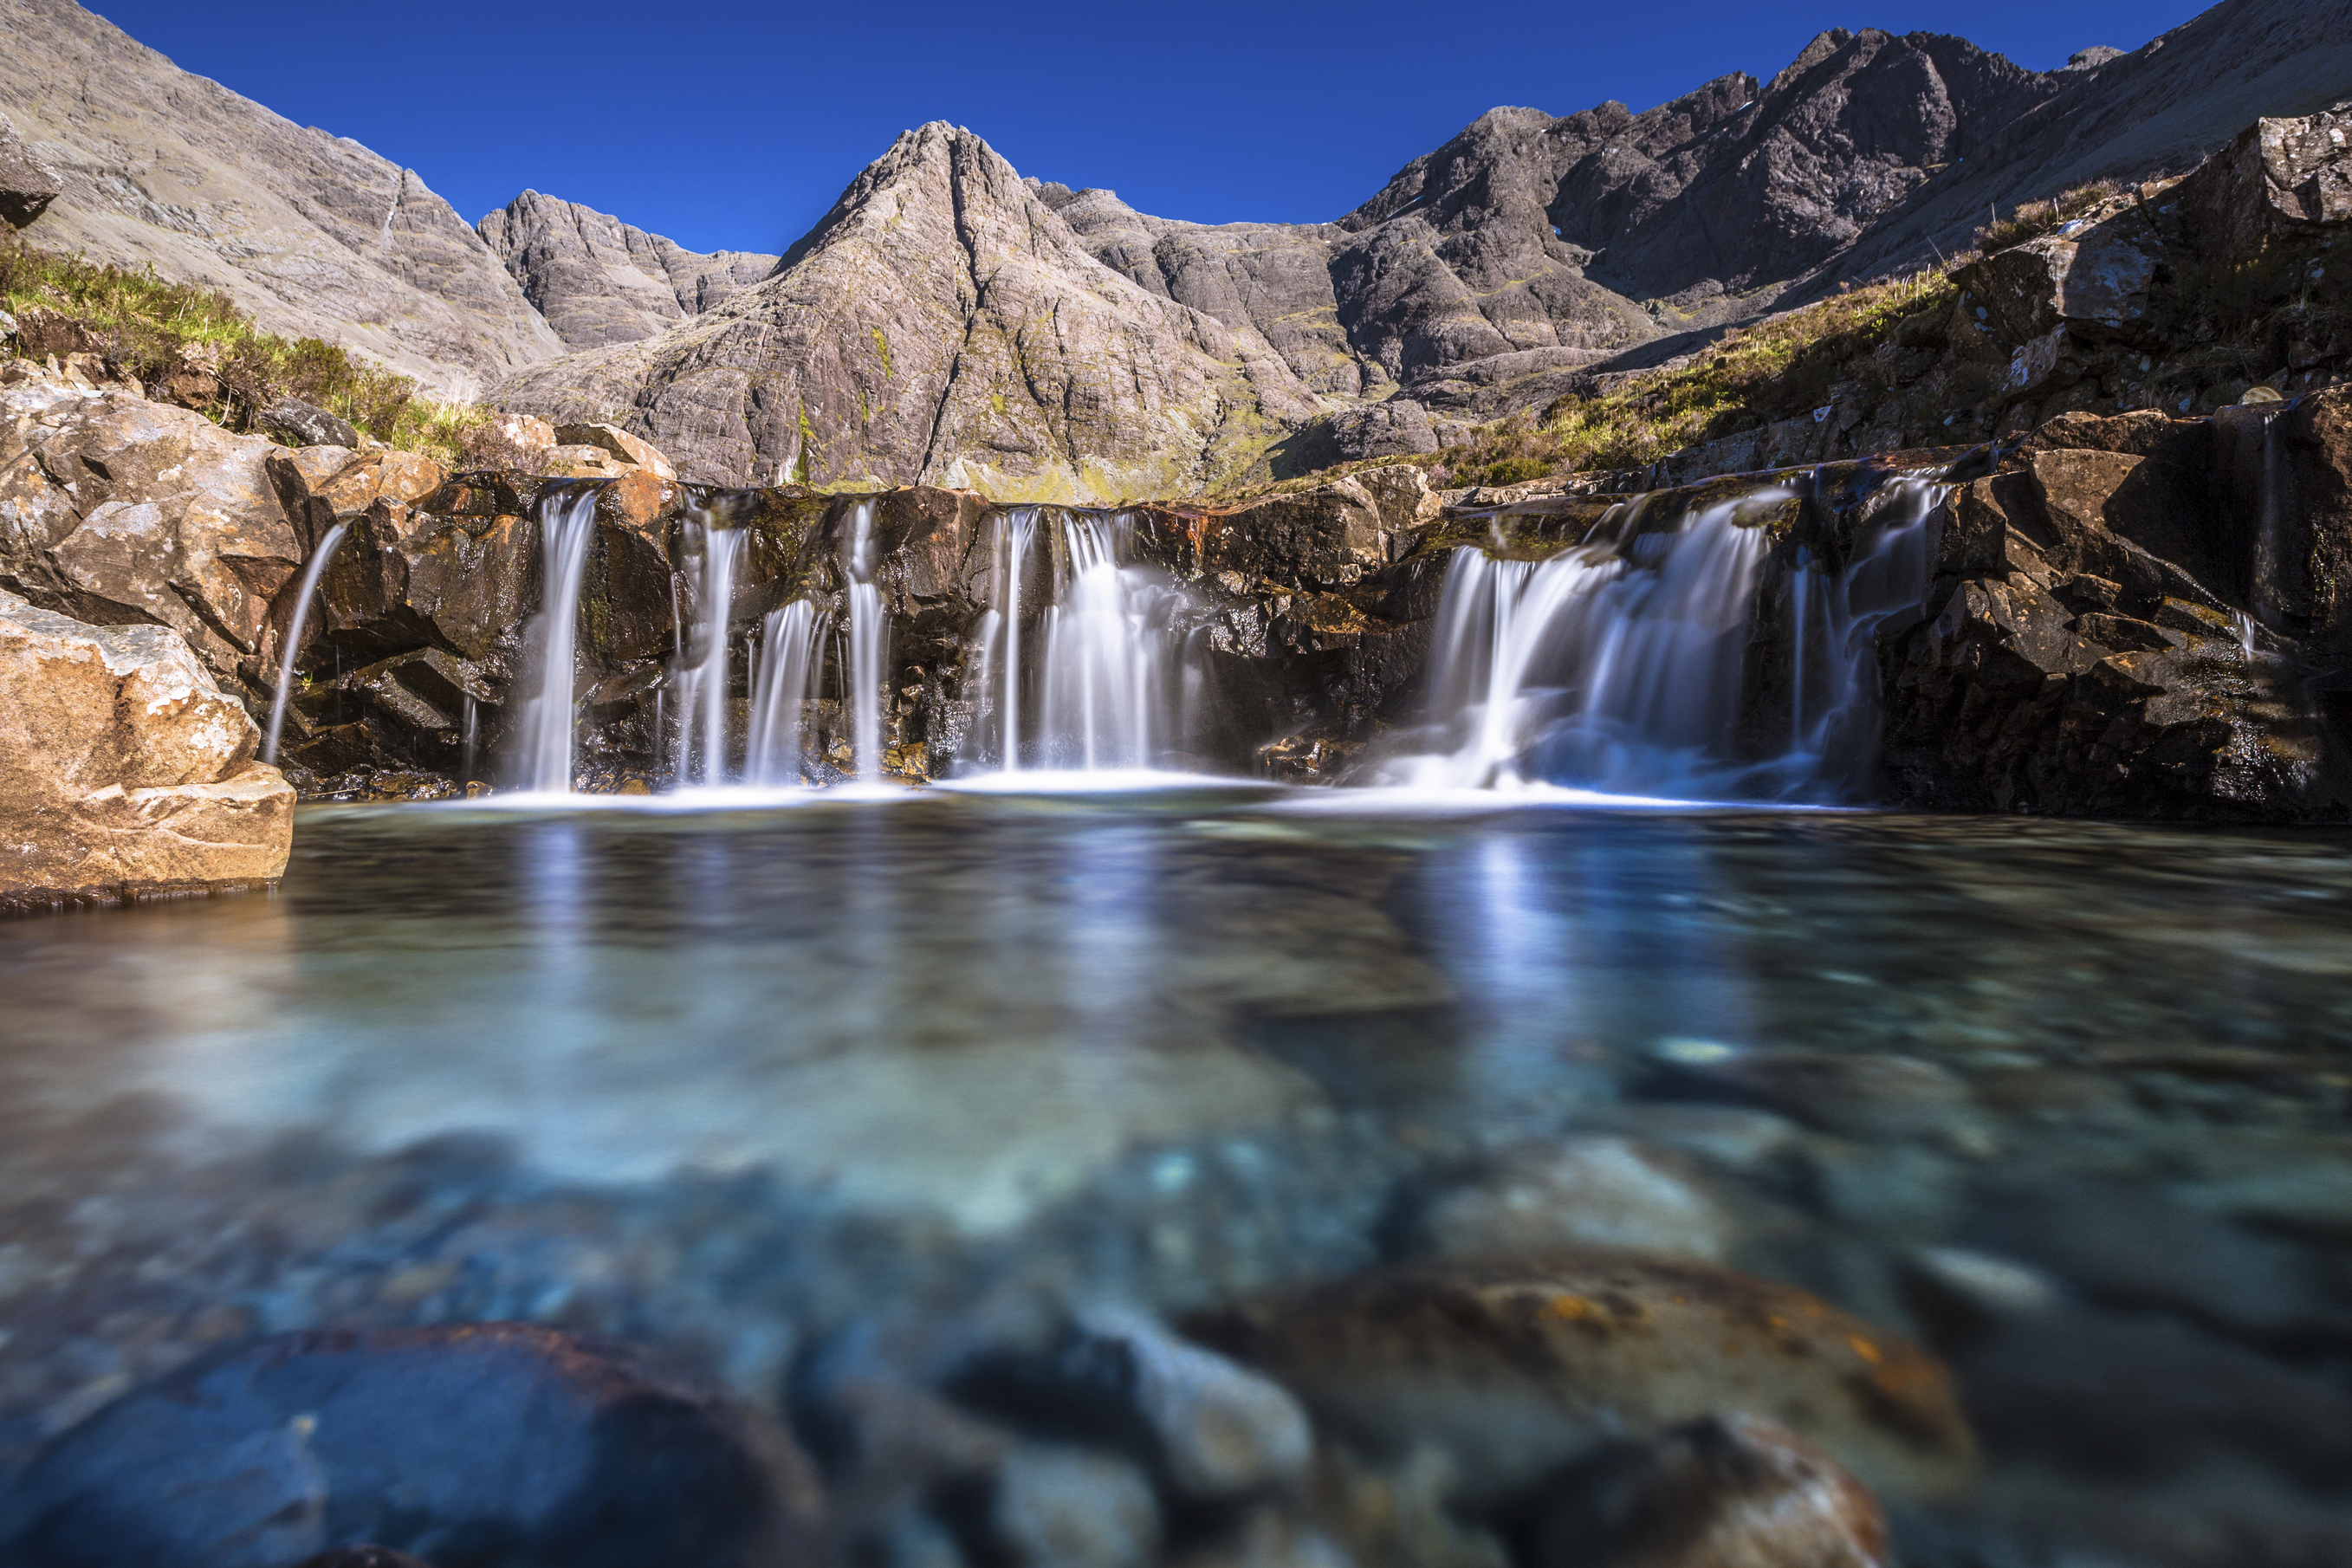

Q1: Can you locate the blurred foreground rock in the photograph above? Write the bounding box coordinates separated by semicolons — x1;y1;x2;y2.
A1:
0;1323;824;1568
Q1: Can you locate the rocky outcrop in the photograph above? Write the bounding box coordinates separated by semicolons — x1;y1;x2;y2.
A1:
0;369;303;690
478;191;780;351
1881;397;2352;819
0;586;292;904
489;124;1329;498
0;109;62;229
0;0;563;392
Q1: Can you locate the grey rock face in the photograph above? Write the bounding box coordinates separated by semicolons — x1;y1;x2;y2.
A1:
0;0;564;392
259;398;360;452
478;191;780;350
0;110;62;229
489;124;1327;497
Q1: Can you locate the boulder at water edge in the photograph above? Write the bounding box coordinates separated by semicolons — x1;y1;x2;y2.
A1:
0;587;292;904
0;1322;825;1568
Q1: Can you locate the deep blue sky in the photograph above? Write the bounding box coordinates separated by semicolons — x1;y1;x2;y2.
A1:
87;0;2206;255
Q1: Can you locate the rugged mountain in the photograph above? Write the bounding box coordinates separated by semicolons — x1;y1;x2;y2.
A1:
0;0;562;392
1827;0;2352;285
477;191;778;350
497;2;2346;489
488;124;1326;497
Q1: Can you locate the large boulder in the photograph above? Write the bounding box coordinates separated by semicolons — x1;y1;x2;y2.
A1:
0;1322;824;1568
0;374;301;685
0;587;292;903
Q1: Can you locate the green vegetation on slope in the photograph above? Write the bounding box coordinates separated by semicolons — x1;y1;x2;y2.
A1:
0;236;489;464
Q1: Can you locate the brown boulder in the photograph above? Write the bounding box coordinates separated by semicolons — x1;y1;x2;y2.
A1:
0;382;299;675
0;587;292;901
554;420;677;480
1185;1252;1975;1506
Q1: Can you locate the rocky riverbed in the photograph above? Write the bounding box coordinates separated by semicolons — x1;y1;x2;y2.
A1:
3;796;2350;1565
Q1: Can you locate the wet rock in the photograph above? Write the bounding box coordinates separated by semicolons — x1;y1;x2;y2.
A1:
990;1447;1161;1568
949;1308;1312;1502
0;1322;824;1568
1642;1046;1985;1149
1392;1137;1732;1264
0;587;292;901
1529;1414;1889;1568
1954;1306;2352;1484
1185;1253;1975;1506
267;448;446;553
1896;1247;2064;1345
259;398;360;451
1960;1179;2323;1338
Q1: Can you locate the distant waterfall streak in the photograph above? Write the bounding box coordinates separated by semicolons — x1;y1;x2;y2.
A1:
748;599;824;784
512;483;602;793
259;521;351;765
842;500;887;782
1383;478;1935;800
966;509;1188;774
672;515;747;786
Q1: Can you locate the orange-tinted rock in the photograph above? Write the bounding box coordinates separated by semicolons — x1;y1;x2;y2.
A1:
1186;1253;1976;1506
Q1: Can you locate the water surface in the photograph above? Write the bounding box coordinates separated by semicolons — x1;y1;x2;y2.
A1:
4;791;2350;1559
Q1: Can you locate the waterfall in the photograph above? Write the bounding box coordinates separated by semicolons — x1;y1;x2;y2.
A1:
511;483;603;794
963;509;1189;776
260;521;352;765
1377;477;1936;800
747;599;823;784
841;499;887;782
672;513;747;786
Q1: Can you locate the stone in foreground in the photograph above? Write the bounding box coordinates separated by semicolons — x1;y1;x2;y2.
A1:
0;588;291;904
0;1322;824;1568
1186;1252;1975;1506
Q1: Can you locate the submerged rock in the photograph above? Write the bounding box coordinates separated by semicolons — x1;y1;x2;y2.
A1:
1529;1414;1890;1568
1390;1137;1733;1264
1184;1253;1975;1506
0;587;291;903
0;1322;824;1568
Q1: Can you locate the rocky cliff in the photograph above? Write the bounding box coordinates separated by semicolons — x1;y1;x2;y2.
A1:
485;124;1328;498
0;0;563;393
478;191;779;351
485;0;2352;489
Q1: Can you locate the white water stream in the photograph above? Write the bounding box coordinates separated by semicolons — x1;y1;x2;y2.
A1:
965;509;1189;775
259;522;351;766
511;484;602;793
671;512;747;786
1377;479;1938;800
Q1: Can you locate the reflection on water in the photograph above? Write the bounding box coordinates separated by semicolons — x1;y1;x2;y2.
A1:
3;794;2352;1559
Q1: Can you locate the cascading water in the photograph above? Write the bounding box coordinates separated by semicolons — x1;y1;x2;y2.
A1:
511;483;603;794
671;512;747;786
963;509;1190;776
260;522;352;765
747;599;824;785
1377;476;1938;800
842;500;887;783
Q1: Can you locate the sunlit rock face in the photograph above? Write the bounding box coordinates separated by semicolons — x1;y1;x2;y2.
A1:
478;191;780;351
489;125;1329;501
0;0;562;392
0;586;292;901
